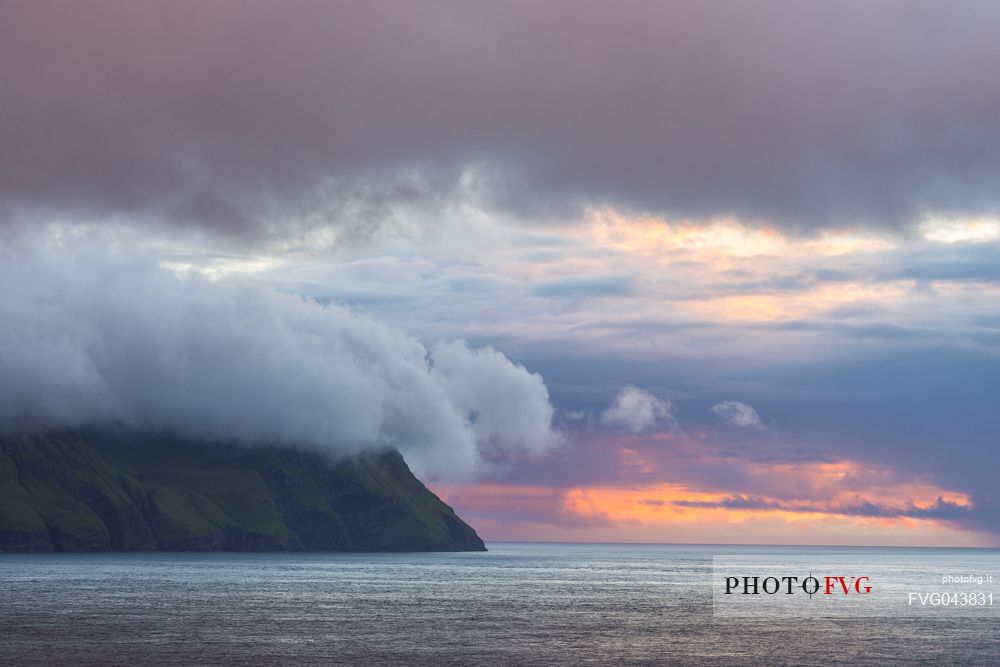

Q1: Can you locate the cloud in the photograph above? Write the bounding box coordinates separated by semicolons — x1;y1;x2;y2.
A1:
673;494;973;521
0;236;558;479
529;276;635;299
5;1;1000;236
712;400;766;430
430;340;557;454
601;387;677;433
431;483;614;529
3;1;1000;544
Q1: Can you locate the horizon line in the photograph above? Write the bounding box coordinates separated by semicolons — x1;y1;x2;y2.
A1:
482;539;1000;550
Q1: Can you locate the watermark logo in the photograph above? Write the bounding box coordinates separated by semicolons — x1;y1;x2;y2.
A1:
723;575;872;597
712;554;997;618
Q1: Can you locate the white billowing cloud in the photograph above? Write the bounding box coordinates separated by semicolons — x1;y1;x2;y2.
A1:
712;400;766;430
430;340;556;454
601;386;677;433
0;238;558;479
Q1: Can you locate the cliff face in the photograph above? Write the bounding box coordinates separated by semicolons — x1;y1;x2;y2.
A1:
0;427;485;553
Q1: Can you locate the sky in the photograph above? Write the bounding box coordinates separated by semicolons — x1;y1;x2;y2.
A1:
2;0;999;546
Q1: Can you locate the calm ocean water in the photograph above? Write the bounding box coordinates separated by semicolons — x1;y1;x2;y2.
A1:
1;543;997;665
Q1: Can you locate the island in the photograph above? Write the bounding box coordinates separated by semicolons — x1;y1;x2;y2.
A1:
0;426;486;553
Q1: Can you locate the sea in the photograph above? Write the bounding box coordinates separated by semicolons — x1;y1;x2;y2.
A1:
1;543;997;666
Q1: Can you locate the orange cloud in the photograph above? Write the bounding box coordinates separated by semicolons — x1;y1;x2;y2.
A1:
430;456;991;547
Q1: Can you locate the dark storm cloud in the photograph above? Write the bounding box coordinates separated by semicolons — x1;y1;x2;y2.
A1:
4;0;1000;235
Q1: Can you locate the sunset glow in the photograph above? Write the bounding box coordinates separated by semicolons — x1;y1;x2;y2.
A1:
4;0;1000;550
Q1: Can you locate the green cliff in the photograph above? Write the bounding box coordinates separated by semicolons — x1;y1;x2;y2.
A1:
0;427;485;552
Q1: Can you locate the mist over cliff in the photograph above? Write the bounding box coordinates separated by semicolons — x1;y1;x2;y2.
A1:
0;234;558;480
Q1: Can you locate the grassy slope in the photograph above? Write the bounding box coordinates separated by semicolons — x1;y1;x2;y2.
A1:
0;427;485;553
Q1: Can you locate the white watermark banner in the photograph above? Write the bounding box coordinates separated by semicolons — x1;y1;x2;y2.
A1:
712;552;999;618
